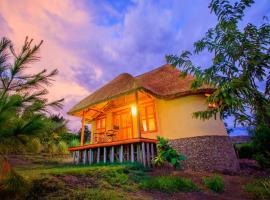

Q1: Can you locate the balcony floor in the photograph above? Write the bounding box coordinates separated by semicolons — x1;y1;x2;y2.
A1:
68;138;157;151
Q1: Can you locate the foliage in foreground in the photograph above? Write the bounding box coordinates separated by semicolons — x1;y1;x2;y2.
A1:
140;175;198;193
203;175;225;193
244;178;270;200
154;136;186;169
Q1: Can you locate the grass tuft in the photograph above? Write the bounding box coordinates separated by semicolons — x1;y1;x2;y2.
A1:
140;175;198;193
203;175;224;193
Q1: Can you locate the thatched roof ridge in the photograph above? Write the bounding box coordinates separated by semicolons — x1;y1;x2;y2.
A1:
68;64;213;115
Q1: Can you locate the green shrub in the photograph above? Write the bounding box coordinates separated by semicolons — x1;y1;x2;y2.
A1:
244;178;270;199
69;138;80;148
72;188;127;200
235;143;254;159
154;136;186;169
27;138;42;154
253;153;270;169
140;176;198;193
0;169;29;199
58;141;69;154
203;175;225;193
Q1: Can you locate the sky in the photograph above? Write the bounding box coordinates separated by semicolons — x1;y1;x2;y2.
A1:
0;0;269;135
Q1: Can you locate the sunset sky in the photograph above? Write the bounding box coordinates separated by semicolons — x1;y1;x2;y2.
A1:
0;0;269;134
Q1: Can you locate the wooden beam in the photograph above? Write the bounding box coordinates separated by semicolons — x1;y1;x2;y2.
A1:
97;147;100;163
135;91;141;139
137;144;141;162
103;147;106;163
80;111;86;146
89;149;93;164
131;144;134;163
141;142;146;167
127;145;130;161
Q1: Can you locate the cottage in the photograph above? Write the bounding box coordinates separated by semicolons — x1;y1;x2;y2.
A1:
68;64;239;172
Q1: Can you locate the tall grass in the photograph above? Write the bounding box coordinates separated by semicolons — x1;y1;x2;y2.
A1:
69;138;80;147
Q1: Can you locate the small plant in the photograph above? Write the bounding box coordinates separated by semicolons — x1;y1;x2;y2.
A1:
154;136;186;169
203;175;225;193
234;143;254;159
245;178;270;199
253;153;270;169
140;175;198;193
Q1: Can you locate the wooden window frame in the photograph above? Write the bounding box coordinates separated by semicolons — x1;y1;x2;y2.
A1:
96;116;106;133
139;102;157;133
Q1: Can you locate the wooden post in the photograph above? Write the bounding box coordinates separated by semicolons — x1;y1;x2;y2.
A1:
110;146;114;163
131;144;134;163
141;142;146;167
119;145;123;163
80;111;86;146
89;149;93;164
73;151;76;164
146;143;150;167
135;91;141;139
127;145;130;161
137;144;141;162
83;150;87;165
75;151;79;164
97;147;100;163
103;147;106;163
151;143;154;162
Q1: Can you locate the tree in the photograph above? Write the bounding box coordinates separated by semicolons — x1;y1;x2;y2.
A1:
166;0;270;162
0;36;63;151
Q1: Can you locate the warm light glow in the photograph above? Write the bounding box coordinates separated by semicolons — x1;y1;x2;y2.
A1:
131;105;137;116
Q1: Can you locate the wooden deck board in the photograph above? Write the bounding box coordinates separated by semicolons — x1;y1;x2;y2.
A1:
68;138;157;151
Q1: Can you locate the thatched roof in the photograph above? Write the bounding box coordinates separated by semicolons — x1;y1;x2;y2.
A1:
68;64;213;115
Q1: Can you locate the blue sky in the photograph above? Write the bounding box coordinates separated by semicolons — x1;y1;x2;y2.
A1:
0;0;269;134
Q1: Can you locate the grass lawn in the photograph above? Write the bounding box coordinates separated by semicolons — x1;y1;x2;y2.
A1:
0;157;269;200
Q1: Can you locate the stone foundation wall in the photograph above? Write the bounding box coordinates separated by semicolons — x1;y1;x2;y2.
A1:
170;135;240;172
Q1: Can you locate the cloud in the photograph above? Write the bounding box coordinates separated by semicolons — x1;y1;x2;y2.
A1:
0;0;269;132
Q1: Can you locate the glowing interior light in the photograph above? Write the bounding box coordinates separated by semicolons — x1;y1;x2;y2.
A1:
131;105;137;116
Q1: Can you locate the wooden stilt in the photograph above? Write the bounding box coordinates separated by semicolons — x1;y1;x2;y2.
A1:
131;144;134;163
83;150;87;165
119;145;123;163
73;151;76;164
75;151;79;164
142;142;146;167
97;147;100;163
127;145;130;161
136;144;140;162
146;143;150;167
150;143;154;162
110;146;114;163
89;149;93;164
104;147;106;163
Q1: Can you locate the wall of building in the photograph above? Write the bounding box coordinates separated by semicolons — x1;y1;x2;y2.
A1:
155;94;227;139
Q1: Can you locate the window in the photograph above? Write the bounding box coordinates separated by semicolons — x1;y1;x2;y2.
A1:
139;104;157;132
96;117;106;132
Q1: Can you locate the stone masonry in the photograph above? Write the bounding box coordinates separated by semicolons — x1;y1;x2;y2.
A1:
170;135;240;172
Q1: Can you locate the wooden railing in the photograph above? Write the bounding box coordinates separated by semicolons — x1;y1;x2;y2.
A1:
93;129;133;144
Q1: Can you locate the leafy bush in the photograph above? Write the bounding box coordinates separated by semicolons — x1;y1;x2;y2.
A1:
140;176;198;193
203;175;225;193
154;136;186;169
0;169;29;199
245;178;270;199
234;143;254;159
69;138;80;148
27;138;43;154
253;154;270;169
58;141;69;154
